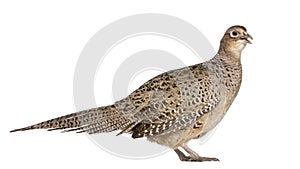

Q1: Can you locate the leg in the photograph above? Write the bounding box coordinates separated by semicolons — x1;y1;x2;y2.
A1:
180;144;219;162
174;148;191;161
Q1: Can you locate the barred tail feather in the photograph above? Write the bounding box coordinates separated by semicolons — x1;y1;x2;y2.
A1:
10;112;79;132
10;105;131;134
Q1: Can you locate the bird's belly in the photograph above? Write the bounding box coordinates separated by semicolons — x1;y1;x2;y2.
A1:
200;95;234;135
201;109;226;135
146;98;233;148
146;110;226;148
146;128;193;148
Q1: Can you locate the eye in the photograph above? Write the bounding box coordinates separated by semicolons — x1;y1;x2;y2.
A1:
230;30;239;38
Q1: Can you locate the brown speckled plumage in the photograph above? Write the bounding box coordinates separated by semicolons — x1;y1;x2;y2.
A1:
11;25;252;162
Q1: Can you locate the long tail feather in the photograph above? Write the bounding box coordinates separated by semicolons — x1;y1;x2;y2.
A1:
10;105;132;134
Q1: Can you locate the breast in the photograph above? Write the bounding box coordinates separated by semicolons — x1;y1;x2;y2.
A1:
192;64;243;137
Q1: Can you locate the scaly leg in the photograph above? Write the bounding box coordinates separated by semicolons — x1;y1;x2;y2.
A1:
174;148;191;161
175;144;219;162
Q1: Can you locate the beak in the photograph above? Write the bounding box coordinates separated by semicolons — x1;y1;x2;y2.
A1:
240;33;253;44
246;33;253;44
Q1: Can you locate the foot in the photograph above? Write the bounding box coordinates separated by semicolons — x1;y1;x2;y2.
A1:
189;156;219;162
174;147;219;162
179;156;219;162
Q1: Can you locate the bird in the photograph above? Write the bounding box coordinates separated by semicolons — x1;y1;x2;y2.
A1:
10;25;252;162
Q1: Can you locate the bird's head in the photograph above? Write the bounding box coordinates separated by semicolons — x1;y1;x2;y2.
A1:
219;25;252;58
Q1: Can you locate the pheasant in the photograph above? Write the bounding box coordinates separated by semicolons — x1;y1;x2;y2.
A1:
11;25;252;162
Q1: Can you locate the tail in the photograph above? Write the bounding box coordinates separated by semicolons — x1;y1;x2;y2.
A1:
10;105;132;134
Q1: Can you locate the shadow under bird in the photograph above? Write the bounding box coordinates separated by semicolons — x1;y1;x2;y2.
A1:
11;25;252;162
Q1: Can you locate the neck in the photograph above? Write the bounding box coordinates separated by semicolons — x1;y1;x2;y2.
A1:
217;42;242;65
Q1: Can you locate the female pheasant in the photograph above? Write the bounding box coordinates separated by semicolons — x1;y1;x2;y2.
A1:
11;25;252;162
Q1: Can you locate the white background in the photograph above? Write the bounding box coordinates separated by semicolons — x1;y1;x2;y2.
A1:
1;0;300;168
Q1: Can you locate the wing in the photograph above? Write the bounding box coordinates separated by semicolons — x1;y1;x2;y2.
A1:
115;63;223;138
